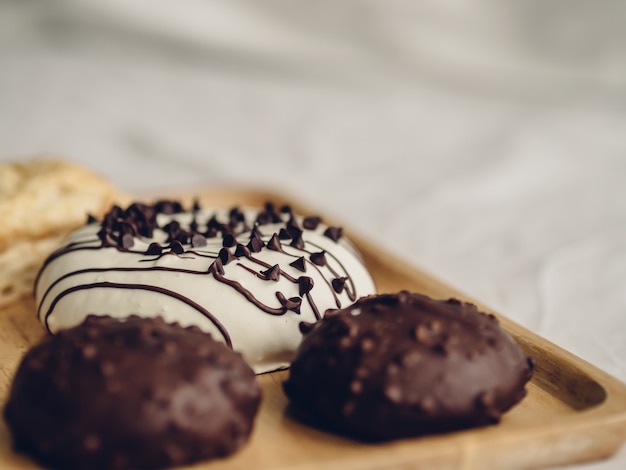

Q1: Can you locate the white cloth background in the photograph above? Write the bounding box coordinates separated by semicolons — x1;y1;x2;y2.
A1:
1;1;625;468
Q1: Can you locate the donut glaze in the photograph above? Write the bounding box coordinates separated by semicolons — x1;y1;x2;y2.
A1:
34;201;376;374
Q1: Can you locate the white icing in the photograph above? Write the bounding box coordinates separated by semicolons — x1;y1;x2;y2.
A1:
35;207;376;373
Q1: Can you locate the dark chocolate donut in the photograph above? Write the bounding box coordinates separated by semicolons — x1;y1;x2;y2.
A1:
283;291;533;441
3;315;262;470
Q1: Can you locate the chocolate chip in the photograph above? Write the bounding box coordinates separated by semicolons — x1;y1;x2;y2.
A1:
164;220;180;234
298;276;314;296
155;200;184;214
170;241;184;254
290;233;305;250
286;218;302;239
120;221;138;236
302;216;321;230
331;277;347;294
255;211;272;226
267;233;282;251
261;264;280;281
323;226;343;242
101;231;117;248
171;231;189;245
247;237;264;253
222;233;236;248
250;224;264;240
219;248;236;265
287;297;302;314
277;292;302;314
310;251;326;266
145;242;162;256
266;203;283;223
289;257;306;272
207;216;221;230
204;227;218;238
278;228;291;240
234;243;251;258
191;234;207;248
120;233;134;250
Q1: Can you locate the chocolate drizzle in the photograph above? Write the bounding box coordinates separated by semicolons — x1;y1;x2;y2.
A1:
35;199;371;351
43;282;232;347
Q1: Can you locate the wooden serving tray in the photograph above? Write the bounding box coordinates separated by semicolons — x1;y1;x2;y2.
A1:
1;188;625;469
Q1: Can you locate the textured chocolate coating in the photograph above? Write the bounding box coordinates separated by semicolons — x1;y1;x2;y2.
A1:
283;291;534;441
3;316;262;470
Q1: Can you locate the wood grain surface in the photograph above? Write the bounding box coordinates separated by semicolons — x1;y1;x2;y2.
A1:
1;188;625;470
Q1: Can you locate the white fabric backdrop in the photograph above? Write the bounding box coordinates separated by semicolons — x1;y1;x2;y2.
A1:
1;1;625;468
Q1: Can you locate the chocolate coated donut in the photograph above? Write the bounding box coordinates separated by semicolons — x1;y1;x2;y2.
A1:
284;291;533;441
4;315;262;469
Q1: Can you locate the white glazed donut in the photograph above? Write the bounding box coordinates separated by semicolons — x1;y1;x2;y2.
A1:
34;200;376;373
